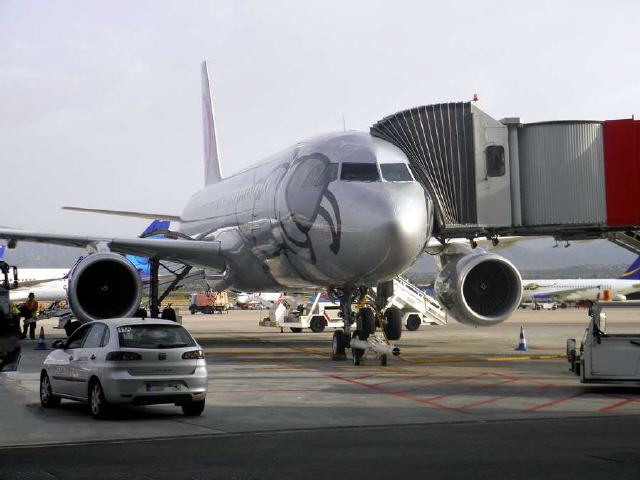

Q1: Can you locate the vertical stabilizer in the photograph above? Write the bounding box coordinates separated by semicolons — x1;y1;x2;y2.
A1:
620;256;640;280
202;61;222;185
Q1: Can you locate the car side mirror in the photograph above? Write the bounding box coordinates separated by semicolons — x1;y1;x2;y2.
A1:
52;339;66;349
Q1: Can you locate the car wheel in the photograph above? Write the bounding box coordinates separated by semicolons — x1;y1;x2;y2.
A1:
406;314;421;331
40;372;61;408
89;380;110;420
310;316;325;333
182;400;206;416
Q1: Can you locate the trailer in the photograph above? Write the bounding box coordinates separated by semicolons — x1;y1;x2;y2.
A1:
189;291;231;314
567;304;640;383
259;294;344;333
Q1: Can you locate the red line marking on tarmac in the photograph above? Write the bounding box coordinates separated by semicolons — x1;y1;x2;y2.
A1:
396;372;489;394
599;398;635;413
459;396;508;410
219;388;325;393
523;392;583;413
326;374;466;414
425;377;518;401
492;371;552;387
368;372;434;387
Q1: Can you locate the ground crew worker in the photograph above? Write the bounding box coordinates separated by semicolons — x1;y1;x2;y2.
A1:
20;293;38;340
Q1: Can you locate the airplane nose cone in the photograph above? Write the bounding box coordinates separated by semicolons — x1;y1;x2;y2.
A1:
335;182;432;284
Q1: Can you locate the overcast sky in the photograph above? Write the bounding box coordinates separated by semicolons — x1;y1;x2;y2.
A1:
2;0;640;238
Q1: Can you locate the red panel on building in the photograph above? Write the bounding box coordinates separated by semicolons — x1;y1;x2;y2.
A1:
603;119;640;226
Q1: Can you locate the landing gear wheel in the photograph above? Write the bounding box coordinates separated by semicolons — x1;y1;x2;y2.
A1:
358;308;376;340
383;307;402;341
40;372;61;408
290;327;303;333
310;317;325;333
351;332;364;366
380;354;388;366
182;400;206;416
89;380;111;420
406;315;421;332
332;330;346;360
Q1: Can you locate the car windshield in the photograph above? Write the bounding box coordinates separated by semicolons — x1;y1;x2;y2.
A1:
340;163;380;182
117;324;196;349
380;163;413;182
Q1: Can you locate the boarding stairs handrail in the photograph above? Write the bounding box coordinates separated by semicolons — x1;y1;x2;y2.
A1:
388;275;447;325
608;231;640;256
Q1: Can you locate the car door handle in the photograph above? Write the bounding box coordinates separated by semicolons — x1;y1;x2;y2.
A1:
90;355;96;360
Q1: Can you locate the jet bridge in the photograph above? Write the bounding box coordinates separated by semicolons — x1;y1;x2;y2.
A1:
371;103;640;245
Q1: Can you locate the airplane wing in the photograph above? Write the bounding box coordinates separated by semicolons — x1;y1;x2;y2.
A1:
0;228;227;271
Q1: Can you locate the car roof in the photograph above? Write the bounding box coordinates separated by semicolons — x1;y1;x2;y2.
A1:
91;318;183;328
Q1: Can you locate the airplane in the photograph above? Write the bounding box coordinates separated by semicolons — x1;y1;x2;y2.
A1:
0;61;524;360
2;220;171;303
521;256;640;304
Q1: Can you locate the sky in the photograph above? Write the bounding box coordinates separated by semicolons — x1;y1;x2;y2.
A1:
1;0;639;253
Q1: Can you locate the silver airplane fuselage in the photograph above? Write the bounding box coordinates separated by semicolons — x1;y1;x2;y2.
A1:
179;132;433;291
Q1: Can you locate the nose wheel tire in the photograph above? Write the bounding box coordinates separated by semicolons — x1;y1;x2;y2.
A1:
383;307;402;341
357;308;376;340
89;380;110;420
332;330;346;360
182;400;206;416
40;372;61;408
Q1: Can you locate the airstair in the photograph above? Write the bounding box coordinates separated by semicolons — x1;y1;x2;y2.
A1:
607;231;640;256
387;275;447;326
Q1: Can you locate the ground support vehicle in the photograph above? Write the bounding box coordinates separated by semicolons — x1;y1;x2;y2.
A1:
260;294;343;333
40;318;208;418
189;291;230;314
567;304;640;383
383;276;447;331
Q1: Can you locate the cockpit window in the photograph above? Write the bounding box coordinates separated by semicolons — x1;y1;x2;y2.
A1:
380;163;413;182
315;163;338;186
340;163;380;182
301;163;326;187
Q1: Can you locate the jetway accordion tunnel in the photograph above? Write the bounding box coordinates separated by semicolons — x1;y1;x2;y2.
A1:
370;102;640;241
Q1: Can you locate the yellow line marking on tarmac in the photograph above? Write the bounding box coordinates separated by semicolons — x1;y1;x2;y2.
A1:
399;354;566;364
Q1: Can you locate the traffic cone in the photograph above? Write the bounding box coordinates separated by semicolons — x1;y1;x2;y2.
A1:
515;325;528;351
34;326;48;350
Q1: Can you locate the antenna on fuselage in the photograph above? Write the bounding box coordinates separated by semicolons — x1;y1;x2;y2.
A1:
202;61;223;186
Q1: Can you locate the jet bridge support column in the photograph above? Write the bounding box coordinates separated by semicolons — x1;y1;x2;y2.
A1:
149;258;160;318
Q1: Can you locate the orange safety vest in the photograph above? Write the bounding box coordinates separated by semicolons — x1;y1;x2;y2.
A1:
25;299;38;312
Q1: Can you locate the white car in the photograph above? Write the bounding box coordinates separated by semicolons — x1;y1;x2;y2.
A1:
39;318;208;419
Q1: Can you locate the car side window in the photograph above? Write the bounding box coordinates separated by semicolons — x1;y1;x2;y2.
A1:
66;325;91;349
100;327;110;347
83;324;107;349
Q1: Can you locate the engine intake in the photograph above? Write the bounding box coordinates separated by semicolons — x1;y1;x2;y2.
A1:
435;251;522;327
67;253;142;324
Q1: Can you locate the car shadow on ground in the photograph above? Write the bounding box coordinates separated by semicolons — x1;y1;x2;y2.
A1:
28;401;187;421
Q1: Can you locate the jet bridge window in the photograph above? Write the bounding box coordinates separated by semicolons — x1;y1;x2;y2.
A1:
486;145;505;177
380;163;413;182
340;163;380;182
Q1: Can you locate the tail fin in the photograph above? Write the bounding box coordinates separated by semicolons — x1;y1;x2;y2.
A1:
126;220;171;280
202;61;222;186
0;245;5;260
620;256;640;280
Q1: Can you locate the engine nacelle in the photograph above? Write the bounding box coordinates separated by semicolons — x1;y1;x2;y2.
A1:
67;253;142;324
435;251;522;327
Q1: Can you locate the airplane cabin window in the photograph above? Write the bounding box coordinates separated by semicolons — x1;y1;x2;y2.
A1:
380;163;413;182
486;145;505;177
340;163;380;182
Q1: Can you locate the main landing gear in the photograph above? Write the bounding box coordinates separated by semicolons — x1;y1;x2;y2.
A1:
329;284;402;366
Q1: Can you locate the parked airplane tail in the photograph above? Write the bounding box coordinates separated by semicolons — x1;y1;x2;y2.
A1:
620;256;640;280
126;220;171;280
202;61;222;186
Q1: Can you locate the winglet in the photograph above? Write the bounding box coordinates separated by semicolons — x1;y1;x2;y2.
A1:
620;255;640;280
202;61;222;186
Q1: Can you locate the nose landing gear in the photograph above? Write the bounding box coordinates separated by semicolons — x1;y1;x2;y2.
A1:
329;284;401;366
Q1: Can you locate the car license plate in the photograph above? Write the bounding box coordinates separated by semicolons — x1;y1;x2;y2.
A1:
146;383;182;392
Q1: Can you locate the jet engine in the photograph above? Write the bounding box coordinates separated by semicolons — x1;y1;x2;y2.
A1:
435;250;522;327
67;253;142;324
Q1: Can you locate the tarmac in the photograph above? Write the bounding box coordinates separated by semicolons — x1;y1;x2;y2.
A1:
2;306;640;478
